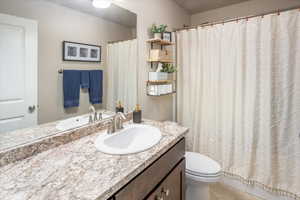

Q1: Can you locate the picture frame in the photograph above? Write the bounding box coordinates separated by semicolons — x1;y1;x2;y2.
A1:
63;41;101;62
162;32;172;42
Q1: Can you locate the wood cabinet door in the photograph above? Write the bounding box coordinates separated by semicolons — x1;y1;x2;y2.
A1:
114;139;185;200
146;159;185;200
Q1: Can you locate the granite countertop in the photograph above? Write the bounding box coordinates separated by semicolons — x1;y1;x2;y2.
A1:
0;110;114;151
0;120;59;150
0;120;188;200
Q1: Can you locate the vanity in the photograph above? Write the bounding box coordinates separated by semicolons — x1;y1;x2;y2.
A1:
0;119;188;200
111;138;185;200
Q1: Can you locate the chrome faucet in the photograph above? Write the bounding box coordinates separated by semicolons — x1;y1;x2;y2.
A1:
107;112;127;134
89;105;102;123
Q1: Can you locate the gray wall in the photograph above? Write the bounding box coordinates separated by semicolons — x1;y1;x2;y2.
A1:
191;0;300;25
0;0;134;124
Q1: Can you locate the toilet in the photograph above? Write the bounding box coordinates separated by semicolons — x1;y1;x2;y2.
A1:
185;152;222;200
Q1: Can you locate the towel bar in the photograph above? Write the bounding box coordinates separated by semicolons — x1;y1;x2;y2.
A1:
58;69;100;74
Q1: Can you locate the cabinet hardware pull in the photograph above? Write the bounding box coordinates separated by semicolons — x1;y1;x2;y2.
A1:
162;188;170;196
155;195;164;200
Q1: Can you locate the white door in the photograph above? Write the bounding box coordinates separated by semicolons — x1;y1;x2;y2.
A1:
0;13;38;133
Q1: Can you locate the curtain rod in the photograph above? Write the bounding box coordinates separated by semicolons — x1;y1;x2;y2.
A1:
107;38;135;44
174;7;300;32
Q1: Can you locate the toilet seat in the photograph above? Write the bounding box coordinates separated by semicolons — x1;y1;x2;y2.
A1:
186;172;221;183
186;169;221;177
185;152;221;180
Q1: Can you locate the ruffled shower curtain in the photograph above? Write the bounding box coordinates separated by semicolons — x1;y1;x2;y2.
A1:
177;10;300;199
106;39;138;112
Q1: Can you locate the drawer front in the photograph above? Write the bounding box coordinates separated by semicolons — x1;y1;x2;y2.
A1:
114;138;185;200
146;159;185;200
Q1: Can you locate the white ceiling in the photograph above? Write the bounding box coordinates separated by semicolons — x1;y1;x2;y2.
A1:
45;0;137;28
173;0;251;14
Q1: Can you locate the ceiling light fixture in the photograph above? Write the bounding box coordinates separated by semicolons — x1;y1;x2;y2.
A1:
92;0;112;8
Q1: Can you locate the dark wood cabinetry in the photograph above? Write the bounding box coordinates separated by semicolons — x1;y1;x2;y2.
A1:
111;138;185;200
146;159;185;200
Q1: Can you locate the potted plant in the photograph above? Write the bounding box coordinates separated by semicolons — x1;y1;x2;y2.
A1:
148;63;176;81
161;63;176;79
151;24;168;39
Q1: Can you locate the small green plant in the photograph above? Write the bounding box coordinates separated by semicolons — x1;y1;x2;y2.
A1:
151;24;168;33
160;63;176;73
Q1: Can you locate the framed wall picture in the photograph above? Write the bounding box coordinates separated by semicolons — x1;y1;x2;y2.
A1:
162;32;172;42
63;41;101;62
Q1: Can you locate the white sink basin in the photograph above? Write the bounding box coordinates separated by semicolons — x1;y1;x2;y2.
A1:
56;114;111;131
95;124;162;155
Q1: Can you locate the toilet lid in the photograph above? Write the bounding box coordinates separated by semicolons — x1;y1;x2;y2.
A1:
186;152;221;176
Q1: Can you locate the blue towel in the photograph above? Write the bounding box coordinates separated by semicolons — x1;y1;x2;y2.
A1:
63;70;81;108
80;70;90;89
89;70;103;104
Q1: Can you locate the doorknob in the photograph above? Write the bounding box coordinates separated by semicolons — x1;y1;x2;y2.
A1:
28;105;36;113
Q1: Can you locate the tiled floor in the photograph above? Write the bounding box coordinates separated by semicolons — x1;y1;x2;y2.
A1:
210;183;265;200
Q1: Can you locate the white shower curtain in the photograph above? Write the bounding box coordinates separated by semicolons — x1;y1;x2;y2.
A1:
107;39;138;112
177;10;300;199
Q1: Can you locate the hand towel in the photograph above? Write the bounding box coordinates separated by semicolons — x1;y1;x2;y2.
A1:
89;70;103;104
80;70;90;89
63;70;81;108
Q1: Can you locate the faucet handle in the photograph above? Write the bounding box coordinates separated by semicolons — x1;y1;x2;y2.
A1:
94;112;98;121
89;115;93;123
116;112;126;129
117;112;126;120
107;118;114;134
98;112;103;120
